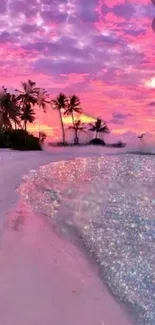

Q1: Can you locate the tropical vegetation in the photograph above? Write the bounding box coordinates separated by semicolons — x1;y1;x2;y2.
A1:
89;118;110;145
68;119;86;144
51;93;67;144
0;80;112;150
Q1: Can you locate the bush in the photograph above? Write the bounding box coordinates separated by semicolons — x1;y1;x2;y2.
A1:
89;138;106;145
0;129;42;151
0;131;10;148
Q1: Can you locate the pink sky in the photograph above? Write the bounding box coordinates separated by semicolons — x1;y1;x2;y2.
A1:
1;0;155;139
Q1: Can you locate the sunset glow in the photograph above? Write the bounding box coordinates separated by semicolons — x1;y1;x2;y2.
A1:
146;77;155;88
1;0;155;139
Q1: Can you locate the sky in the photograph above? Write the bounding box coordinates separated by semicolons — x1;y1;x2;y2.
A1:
0;0;155;140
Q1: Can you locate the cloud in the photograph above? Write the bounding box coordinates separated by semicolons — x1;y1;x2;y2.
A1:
112;112;132;119
21;24;39;34
0;2;7;13
0;31;12;43
148;101;155;106
112;3;136;19
110;112;133;125
0;0;153;138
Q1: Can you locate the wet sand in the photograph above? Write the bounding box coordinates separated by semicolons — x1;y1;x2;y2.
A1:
0;147;135;325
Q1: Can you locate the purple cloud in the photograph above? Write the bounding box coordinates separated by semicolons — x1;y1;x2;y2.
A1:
0;32;12;43
110;112;133;125
112;3;136;19
21;24;38;34
0;2;6;13
0;0;154;134
113;112;132;119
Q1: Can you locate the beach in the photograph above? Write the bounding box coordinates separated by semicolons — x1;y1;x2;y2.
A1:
0;146;136;325
0;0;154;322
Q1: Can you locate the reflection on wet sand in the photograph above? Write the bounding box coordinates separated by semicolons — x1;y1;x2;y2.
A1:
0;197;134;325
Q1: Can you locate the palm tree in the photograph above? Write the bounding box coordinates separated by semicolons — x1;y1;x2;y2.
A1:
21;104;35;131
89;118;110;140
15;80;37;108
36;88;50;113
0;89;21;130
16;81;49;135
64;95;82;127
51;93;67;144
68;119;86;144
36;88;50;139
16;80;51;135
10;94;21;129
39;131;47;143
15;80;37;131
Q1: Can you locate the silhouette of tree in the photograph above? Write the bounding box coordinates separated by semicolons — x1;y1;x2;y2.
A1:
21;104;35;131
64;95;82;126
89;118;110;139
15;80;37;107
0;89;21;130
51;93;67;143
68;119;86;144
36;88;50;138
39;131;47;143
15;80;37;132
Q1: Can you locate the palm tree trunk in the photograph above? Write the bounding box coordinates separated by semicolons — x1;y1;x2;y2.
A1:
38;105;41;140
96;131;98;139
0;113;3;131
71;112;77;143
75;130;79;144
59;109;66;143
71;111;75;126
24;120;27;132
23;120;27;145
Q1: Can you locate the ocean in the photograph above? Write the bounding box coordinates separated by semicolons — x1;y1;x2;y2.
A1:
19;150;155;325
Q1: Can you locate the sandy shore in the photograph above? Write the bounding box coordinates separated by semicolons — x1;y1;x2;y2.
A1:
0;147;135;325
0;146;104;220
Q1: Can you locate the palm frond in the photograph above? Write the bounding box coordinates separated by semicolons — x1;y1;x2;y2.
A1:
89;126;96;131
89;118;110;134
100;126;110;133
15;89;24;93
51;93;67;110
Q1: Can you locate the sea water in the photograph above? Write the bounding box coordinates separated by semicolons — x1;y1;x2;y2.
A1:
19;151;155;325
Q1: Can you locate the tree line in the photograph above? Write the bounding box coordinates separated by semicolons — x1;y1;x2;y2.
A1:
0;79;110;145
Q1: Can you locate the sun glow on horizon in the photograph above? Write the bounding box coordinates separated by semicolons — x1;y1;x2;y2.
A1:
146;77;155;88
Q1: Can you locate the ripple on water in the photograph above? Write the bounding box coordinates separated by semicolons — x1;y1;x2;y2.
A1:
19;154;155;325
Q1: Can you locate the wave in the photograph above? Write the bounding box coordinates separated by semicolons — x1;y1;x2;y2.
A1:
124;136;155;155
19;154;155;325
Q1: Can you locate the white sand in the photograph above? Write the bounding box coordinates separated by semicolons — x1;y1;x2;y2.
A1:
0;147;135;325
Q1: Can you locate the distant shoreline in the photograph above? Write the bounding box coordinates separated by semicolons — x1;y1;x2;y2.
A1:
48;142;126;148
